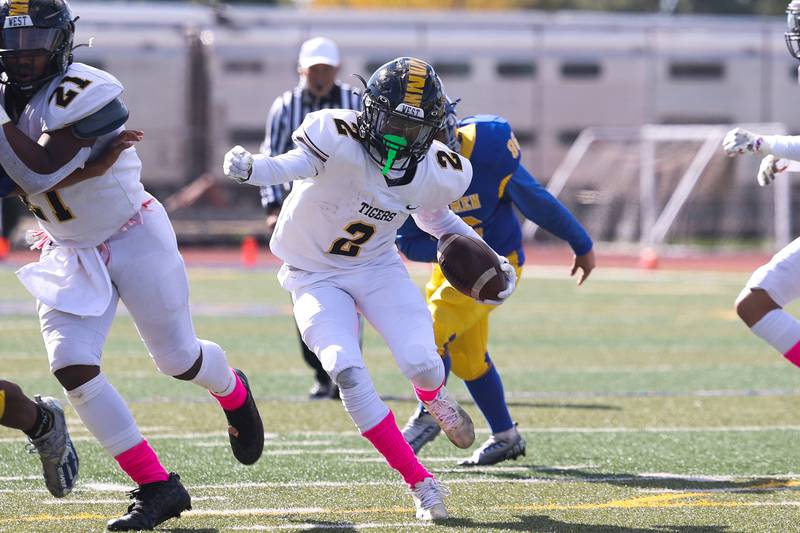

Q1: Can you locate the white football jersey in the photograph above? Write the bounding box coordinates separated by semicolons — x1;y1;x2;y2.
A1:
270;108;472;272
1;63;147;248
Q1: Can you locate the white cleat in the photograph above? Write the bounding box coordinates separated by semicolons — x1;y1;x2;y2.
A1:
27;396;79;498
459;424;527;466
422;387;474;449
410;477;450;521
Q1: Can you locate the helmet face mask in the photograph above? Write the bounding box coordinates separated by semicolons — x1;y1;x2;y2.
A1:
1;47;52;86
0;0;75;95
786;1;800;61
437;96;460;152
358;57;446;175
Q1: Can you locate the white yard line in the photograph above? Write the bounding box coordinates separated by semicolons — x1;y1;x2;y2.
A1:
6;423;800;445
4;473;800;496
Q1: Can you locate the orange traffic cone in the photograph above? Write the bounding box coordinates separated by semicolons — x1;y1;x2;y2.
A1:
0;237;9;260
240;235;258;267
638;246;659;270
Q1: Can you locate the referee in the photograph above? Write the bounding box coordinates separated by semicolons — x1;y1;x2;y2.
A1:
260;37;361;400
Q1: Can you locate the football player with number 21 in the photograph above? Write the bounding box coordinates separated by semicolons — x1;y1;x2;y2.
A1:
0;1;264;530
722;1;800;385
224;57;516;520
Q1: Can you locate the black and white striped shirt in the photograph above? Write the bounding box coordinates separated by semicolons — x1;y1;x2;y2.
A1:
259;82;361;209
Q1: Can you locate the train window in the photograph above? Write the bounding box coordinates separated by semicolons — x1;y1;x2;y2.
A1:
660;115;732;125
223;60;265;74
431;61;471;77
558;129;582;146
496;61;537;78
669;62;725;80
560;62;601;79
514;130;537;146
364;60;471;78
230;128;265;147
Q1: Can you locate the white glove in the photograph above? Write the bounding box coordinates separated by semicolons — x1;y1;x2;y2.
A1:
478;256;517;305
722;128;767;157
757;154;788;187
223;145;253;183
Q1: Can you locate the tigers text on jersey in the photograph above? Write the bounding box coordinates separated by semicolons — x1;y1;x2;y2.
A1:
269;108;472;272
2;63;147;248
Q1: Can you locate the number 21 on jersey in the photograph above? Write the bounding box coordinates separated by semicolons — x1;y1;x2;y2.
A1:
49;76;92;109
22;191;75;223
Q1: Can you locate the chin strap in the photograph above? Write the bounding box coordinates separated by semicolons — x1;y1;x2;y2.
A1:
381;134;407;176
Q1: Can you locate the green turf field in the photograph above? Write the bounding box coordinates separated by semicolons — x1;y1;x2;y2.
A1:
2;263;800;532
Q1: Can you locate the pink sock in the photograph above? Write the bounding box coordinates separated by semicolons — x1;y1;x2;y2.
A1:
786;341;800;367
362;411;433;487
414;382;443;403
211;369;247;411
115;440;169;486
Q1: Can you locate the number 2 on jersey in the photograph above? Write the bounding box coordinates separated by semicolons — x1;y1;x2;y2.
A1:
329;221;376;257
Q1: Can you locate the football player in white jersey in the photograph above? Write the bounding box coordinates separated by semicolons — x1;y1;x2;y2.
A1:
224;57;516;520
0;1;264;530
722;1;800;385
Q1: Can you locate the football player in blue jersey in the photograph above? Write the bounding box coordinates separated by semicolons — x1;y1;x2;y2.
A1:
396;103;595;466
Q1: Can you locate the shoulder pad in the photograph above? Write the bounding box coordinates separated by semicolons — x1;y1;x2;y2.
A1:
420;143;473;209
43;64;124;133
291;109;361;163
459;115;521;180
73;97;129;140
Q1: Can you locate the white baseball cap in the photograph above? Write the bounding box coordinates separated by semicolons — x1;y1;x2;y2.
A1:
298;37;340;69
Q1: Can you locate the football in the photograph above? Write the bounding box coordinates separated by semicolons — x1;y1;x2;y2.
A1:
436;233;507;301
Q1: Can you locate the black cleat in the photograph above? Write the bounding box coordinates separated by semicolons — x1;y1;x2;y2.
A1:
308;378;339;400
224;369;264;465
106;472;191;531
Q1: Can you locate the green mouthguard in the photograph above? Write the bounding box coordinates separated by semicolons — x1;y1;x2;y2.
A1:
381;134;408;176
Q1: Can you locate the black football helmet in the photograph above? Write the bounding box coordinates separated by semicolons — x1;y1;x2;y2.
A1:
0;0;76;95
787;1;800;60
357;57;446;174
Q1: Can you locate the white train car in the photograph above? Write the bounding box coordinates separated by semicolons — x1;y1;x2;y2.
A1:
69;3;796;189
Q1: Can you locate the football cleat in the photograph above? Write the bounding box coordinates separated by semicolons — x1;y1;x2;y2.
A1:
401;407;441;454
107;472;191;531
410;477;450;521
459;425;526;467
308;379;340;400
422;387;474;449
27;395;79;498
224;369;264;465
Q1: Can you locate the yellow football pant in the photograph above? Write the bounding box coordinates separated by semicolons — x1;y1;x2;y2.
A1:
425;251;523;381
0;389;5;420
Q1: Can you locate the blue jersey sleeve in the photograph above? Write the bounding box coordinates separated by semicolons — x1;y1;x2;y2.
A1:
396;216;438;263
506;165;593;256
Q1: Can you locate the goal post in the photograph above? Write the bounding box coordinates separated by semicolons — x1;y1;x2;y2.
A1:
523;123;791;251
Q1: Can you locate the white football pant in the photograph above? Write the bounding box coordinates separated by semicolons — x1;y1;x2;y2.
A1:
40;199;200;376
746;236;800;307
281;256;443;383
